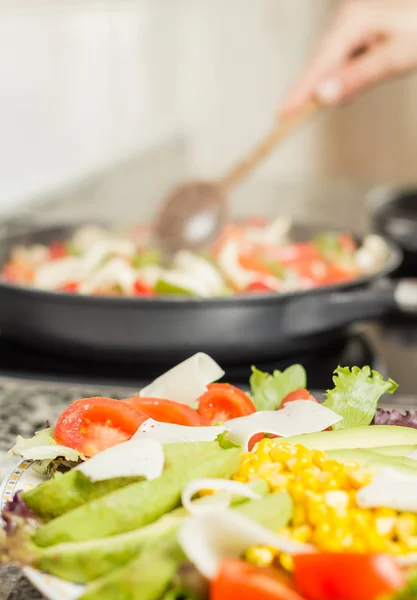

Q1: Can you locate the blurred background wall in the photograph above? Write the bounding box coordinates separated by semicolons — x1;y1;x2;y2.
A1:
0;0;416;218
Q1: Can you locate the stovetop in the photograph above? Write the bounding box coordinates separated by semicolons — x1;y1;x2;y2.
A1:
0;327;385;392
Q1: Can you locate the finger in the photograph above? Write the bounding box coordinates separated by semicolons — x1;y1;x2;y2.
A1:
316;42;396;105
280;1;374;116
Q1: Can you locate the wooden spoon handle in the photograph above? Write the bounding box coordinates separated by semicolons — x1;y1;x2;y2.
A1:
220;99;320;191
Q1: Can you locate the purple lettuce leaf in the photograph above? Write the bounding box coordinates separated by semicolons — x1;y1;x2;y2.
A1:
372;408;417;429
1;491;41;567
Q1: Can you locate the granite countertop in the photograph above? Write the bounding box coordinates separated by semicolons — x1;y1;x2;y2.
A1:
0;376;137;600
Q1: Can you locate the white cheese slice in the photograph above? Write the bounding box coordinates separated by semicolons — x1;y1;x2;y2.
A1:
181;478;261;515
225;400;343;450
132;418;226;444
139;353;225;405
178;509;312;580
357;468;417;512
75;438;164;482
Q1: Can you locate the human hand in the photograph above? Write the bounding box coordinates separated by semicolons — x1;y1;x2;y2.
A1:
280;0;417;116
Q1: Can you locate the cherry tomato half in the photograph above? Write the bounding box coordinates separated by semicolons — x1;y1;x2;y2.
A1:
54;397;148;457
293;553;405;600
133;280;154;296
198;383;256;425
122;397;202;426
244;281;277;293
57;281;79;293
211;559;305;600
49;242;68;260
281;389;319;407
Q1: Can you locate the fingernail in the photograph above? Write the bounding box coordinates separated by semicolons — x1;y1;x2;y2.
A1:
316;79;342;104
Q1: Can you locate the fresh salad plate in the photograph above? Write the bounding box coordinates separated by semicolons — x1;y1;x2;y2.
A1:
2;352;417;600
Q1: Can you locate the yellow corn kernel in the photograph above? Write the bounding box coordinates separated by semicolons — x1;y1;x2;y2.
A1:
288;480;305;502
374;507;397;518
351;508;373;530
291;525;313;543
245;545;276;567
294;444;310;456
342;461;360;469
262;472;288;491
375;516;396;537
324;490;349;518
292;504;308;527
279;553;294;572
270;445;295;464
347;468;373;489
287;455;313;474
323;476;343;491
404;536;417;551
311;449;327;469
305;492;328;526
322;459;342;473
395;514;417;540
300;468;322;493
257;438;277;454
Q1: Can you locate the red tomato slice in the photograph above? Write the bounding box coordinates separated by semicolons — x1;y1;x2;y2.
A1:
49;242;68;260
244;281;276;293
57;281;79;293
264;242;319;264
293;553;405;600
133;280;154;296
198;383;256;425
211;559;305;600
122;397;202;426
239;254;274;276
339;233;356;254
54;397;148;457
281;389;319;407
2;262;34;284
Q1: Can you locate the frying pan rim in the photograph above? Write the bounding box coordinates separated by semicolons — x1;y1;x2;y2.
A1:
0;237;402;308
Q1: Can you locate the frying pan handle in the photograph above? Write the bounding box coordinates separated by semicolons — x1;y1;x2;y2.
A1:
393;279;417;314
323;278;417;328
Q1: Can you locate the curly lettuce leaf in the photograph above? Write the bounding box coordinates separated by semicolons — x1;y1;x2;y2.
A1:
216;431;241;450
8;427;57;458
249;364;307;411
8;427;84;476
323;366;398;430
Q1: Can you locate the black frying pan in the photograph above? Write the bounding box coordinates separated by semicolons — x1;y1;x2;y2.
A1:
0;222;413;366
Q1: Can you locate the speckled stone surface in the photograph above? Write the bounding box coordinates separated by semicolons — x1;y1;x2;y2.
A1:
0;377;137;599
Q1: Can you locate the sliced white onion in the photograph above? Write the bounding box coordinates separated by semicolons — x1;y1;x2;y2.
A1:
34;257;84;290
182;479;261;515
75;438;164;482
217;240;277;291
357;468;417;512
157;270;214;297
178;509;312;580
139;353;225;405
132;418;226;444
12;444;81;462
79;258;137;295
71;226;110;253
136;265;165;288
244;217;291;245
407;449;417;460
226;400;343;450
82;239;136;273
173;251;226;296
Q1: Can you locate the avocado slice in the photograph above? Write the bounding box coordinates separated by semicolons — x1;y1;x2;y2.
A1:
368;445;417;458
326;449;417;477
276;425;417;451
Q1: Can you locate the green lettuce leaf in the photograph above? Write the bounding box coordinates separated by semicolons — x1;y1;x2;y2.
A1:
216;431;241;450
323;366;398;430
7;427;57;458
249;364;307;411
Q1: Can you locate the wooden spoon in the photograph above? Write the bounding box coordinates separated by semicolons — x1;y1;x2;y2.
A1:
154;100;320;255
